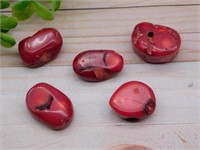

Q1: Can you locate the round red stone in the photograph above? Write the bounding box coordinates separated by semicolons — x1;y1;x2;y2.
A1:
109;81;156;120
73;50;124;81
26;83;74;130
132;22;181;63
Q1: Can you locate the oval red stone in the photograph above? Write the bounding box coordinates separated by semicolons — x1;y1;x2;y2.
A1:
18;28;63;67
73;50;124;81
132;22;181;63
26;83;73;130
109;81;156;120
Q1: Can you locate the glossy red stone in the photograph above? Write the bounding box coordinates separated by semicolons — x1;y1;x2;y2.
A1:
18;28;63;67
132;22;181;63
26;83;73;130
73;50;124;81
109;81;156;120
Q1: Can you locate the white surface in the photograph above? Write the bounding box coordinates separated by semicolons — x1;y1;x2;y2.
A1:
0;63;200;149
0;0;200;149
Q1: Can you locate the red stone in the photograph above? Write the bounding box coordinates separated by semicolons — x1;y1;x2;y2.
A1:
26;83;73;130
73;50;124;81
109;81;156;120
18;28;63;67
132;22;181;63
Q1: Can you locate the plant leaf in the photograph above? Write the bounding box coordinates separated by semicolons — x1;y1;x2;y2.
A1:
0;15;18;30
0;0;10;9
51;0;61;11
32;1;54;20
0;14;9;32
12;1;34;21
0;32;16;48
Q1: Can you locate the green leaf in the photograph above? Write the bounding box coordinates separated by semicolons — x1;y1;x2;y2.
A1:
0;32;16;48
0;15;18;30
32;1;54;20
0;14;9;32
0;0;10;9
51;0;61;11
12;1;34;21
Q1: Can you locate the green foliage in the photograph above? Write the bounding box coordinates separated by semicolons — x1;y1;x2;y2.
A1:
0;14;18;48
0;0;10;9
0;32;16;48
0;15;18;30
12;1;35;21
51;0;61;11
32;1;54;20
0;0;61;48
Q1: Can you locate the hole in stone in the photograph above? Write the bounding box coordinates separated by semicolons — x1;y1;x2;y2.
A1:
148;32;154;38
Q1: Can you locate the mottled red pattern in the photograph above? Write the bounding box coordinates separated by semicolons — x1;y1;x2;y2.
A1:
73;50;124;81
18;28;63;67
26;83;73;130
132;22;181;63
110;81;156;119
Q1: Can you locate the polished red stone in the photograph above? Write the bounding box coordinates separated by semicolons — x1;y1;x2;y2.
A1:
73;50;124;81
109;81;156;120
132;22;181;63
18;28;63;67
26;83;73;130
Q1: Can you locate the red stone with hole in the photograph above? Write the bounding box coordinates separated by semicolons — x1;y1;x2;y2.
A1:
73;50;124;81
109;81;156;120
132;22;181;63
18;28;63;67
26;83;73;130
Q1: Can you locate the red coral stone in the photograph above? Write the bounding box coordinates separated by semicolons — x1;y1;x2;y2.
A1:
109;81;156;120
73;50;124;81
18;28;63;67
132;22;181;63
26;83;73;130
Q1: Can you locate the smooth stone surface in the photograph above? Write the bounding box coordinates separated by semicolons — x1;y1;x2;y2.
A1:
26;82;74;130
73;50;124;81
109;81;156;119
18;28;63;67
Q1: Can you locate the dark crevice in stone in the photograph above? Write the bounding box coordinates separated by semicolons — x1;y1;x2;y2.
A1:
35;95;54;110
144;98;155;115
